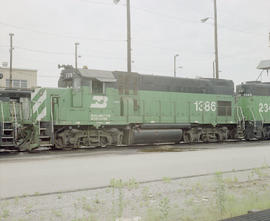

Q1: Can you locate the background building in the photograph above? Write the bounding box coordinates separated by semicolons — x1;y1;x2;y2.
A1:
0;66;37;89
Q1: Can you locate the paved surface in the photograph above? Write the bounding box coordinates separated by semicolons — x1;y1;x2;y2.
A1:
222;209;270;221
0;142;270;198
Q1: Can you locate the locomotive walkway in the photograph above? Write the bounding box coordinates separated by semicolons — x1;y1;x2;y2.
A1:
1;142;270;199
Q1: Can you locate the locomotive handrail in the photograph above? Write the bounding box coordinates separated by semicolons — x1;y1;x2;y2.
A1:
259;111;264;123
50;96;55;144
248;107;256;129
236;106;240;122
239;106;245;129
1;103;4;134
12;101;18;140
35;99;41;135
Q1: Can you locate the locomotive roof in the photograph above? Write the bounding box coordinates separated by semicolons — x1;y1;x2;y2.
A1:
58;66;234;95
0;88;32;100
112;71;234;95
236;81;270;96
78;68;116;82
257;60;270;70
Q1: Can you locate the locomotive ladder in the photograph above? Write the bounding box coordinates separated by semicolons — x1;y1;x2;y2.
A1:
39;126;52;147
37;112;52;147
236;106;245;139
0;103;15;147
31;98;52;148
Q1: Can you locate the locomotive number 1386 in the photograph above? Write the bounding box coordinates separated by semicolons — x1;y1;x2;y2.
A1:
194;101;216;112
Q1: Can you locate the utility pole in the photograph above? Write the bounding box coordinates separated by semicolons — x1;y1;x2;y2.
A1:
268;32;270;47
212;61;215;78
9;33;14;88
75;42;79;69
126;0;131;73
174;54;179;77
214;0;219;79
114;0;132;73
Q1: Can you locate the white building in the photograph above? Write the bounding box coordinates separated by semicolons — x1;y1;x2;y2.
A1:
0;67;37;89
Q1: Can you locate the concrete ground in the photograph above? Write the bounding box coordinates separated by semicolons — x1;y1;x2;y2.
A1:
0;142;270;199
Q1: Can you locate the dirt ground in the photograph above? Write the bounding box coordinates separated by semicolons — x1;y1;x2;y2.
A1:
1;167;270;221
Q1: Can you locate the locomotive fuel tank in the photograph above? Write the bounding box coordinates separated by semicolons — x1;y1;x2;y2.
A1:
132;129;182;144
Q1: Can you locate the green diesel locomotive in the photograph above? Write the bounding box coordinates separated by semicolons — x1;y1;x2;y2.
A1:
14;65;243;151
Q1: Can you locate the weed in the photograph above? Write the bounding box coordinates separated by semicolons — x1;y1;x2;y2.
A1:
2;209;9;218
52;209;62;217
233;176;238;183
253;167;266;179
127;178;139;190
14;196;20;205
22;194;28;198
24;204;33;215
224;177;233;185
215;172;226;219
184;198;194;207
162;177;172;183
82;201;92;213
144;207;160;221
159;197;170;220
110;178;125;219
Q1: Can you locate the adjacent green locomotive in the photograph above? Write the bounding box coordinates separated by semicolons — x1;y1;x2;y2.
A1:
236;81;270;140
20;65;242;150
0;89;32;150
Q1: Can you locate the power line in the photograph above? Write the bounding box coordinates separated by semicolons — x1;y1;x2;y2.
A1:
15;46;73;55
0;21;125;42
0;45;125;61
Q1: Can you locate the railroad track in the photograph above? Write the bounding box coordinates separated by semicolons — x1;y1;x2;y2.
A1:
0;139;269;160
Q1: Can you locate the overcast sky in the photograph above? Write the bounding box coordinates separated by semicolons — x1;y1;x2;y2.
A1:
0;0;269;87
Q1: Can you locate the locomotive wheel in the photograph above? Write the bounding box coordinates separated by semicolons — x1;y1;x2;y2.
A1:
183;132;191;143
100;137;109;147
55;137;64;149
201;134;208;143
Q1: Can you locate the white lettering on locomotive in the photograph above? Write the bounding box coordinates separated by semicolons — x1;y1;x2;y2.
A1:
259;103;270;113
194;101;216;112
90;114;111;121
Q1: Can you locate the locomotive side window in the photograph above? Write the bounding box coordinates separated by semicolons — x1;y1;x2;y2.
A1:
92;80;104;94
217;101;232;116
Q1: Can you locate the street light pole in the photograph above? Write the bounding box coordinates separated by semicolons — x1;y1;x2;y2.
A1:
174;54;179;78
75;42;79;69
9;33;14;88
214;0;219;79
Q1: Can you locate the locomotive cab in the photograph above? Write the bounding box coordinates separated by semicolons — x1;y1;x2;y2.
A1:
58;64;116;93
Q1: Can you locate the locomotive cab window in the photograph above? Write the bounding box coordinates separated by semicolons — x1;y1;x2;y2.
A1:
217;101;232;116
91;80;105;94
